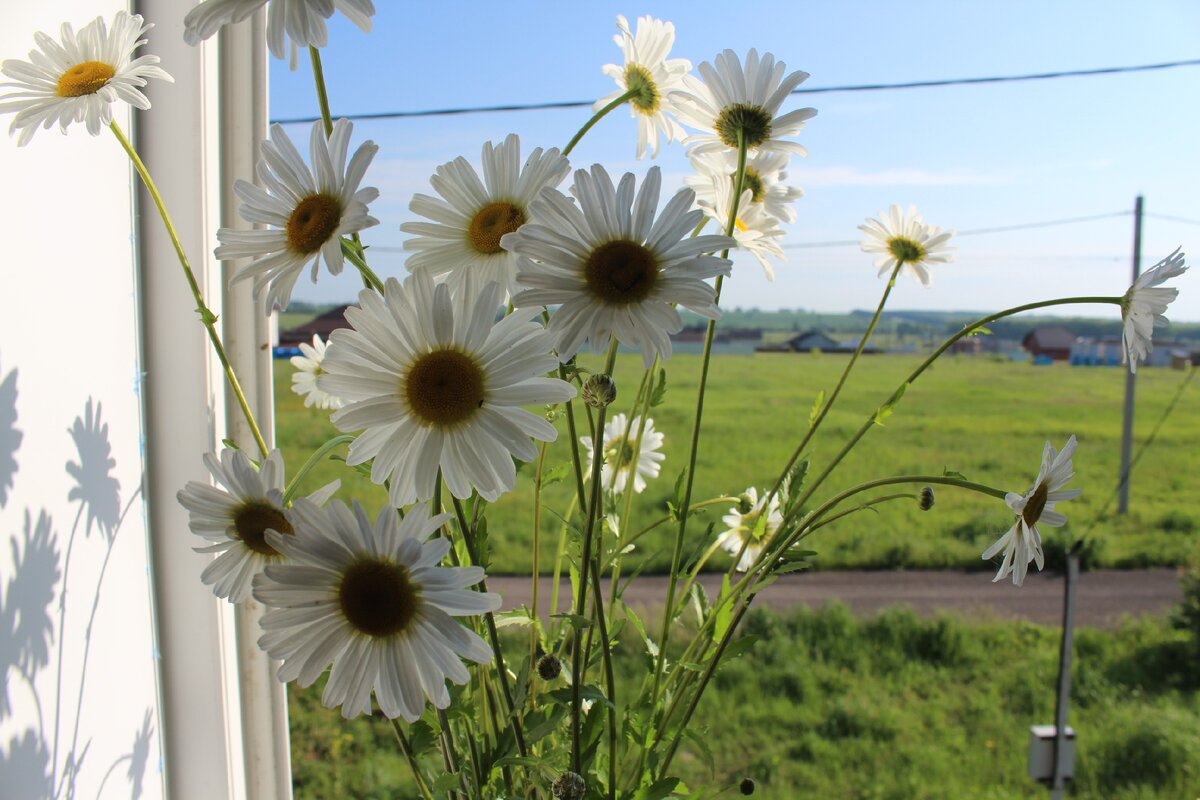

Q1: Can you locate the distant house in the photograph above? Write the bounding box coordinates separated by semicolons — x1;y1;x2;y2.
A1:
278;304;356;347
756;329;879;354
1022;327;1076;361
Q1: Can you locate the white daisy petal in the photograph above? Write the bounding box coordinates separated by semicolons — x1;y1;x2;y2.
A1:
1121;248;1188;373
184;0;374;64
580;413;665;496
717;488;784;572
859;205;955;287
252;499;496;721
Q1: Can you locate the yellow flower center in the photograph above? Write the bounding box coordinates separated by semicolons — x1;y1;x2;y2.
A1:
405;349;486;427
468;201;525;255
886;236;926;264
714;103;773;149
605;438;637;469
233;502;293;556
286;193;342;255
1021;482;1049;528
583;240;659;306
737;167;766;204
624;63;660;114
338;558;421;638
56;61;115;98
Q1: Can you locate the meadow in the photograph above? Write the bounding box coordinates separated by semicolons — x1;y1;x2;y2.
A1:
289;601;1200;799
274;350;1200;574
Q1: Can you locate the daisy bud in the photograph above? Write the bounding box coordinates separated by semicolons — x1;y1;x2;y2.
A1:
740;778;756;795
582;374;618;408
919;487;935;512
552;771;586;800
536;653;562;681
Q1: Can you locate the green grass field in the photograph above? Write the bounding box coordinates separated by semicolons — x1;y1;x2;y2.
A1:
273;352;1200;574
289;603;1200;799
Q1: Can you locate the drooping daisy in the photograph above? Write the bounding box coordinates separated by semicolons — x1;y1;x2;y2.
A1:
183;0;375;63
319;273;575;507
176;447;339;602
859;205;955;287
290;334;342;410
581;413;664;495
716;488;784;573
671;49;816;159
1121;247;1188;373
595;14;691;159
253;498;499;721
400;134;569;297
0;11;172;146
216;119;379;312
686;149;803;224
982;435;1081;586
506;165;735;367
692;172;786;281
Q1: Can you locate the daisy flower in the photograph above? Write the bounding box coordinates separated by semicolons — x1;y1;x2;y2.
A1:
982;435;1081;586
859;204;955;287
506;165;735;367
215;119;379;312
686;149;803;223
692;171;786;281
671;49;816;159
595;14;691;159
716;488;784;572
1121;247;1188;373
400;134;569;297
0;11;172;146
290;334;342;410
581;413;664;495
319;273;575;507
253;498;499;721
176;447;338;602
183;0;375;63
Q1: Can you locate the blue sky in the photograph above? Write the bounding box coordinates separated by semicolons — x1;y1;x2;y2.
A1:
268;1;1200;320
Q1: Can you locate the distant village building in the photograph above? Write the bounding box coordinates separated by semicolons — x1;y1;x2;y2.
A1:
756;330;880;354
1069;335;1196;368
278;304;356;348
1022;327;1076;361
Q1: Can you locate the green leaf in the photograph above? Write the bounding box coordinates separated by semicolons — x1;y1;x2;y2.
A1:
720;633;759;660
713;575;733;641
495;608;534;629
630;777;681;800
197;307;218;327
872;381;909;427
671;470;687;515
548;685;612;710
551;613;593;631
807;389;825;428
542;462;569;487
683;727;715;774
943;467;968;480
406;720;438;755
650;367;668;407
966;325;992;337
221;438;240;452
430;773;461;792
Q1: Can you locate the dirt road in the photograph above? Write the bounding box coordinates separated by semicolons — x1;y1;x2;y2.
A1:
489;568;1185;629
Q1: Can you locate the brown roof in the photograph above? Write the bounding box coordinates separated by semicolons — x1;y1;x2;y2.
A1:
279;304;356;345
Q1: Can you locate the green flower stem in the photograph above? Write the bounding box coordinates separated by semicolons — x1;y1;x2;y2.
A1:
803;492;918;534
767;295;1124;555
587;525;619;800
562;88;639;158
340;239;386;293
647;131;748;738
558;361;589;510
449;496;528;760
609;359;660;615
390;719;436;800
109;121;269;459
765;258;907;506
571;339;619;774
308;46;334;137
604;498;739;567
550;494;579;653
435;707;466;800
530;441;549;708
281;434;354;504
799;475;1007;535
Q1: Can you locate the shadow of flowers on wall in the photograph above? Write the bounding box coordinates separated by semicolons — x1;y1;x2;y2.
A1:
0;390;151;799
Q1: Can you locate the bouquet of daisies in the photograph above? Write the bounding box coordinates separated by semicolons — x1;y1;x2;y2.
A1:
2;3;1187;798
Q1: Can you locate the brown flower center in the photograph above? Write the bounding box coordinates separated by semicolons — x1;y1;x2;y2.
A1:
624;64;660;114
887;236;926;264
287;193;342;255
233;502;293;556
714;103;773;149
56;61;115;98
338;558;421;638
583;240;659;306
1021;482;1050;528
468;201;524;254
405;349;486;427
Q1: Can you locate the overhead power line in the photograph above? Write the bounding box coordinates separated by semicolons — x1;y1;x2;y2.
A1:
784;211;1132;250
270;58;1200;125
1144;211;1200;227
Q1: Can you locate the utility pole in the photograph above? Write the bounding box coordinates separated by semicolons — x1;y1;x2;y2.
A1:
1117;195;1143;514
